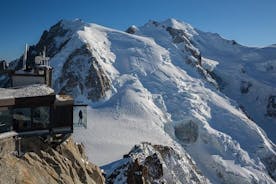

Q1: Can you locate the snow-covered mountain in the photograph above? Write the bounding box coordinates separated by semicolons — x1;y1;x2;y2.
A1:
11;18;276;183
103;142;209;183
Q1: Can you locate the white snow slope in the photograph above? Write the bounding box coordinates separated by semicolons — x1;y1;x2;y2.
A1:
47;19;276;183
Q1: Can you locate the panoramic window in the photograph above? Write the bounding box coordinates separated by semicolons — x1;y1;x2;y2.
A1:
33;106;50;129
13;108;32;131
0;107;12;133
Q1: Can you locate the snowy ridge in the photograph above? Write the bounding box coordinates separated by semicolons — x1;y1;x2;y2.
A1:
35;18;276;183
103;142;210;183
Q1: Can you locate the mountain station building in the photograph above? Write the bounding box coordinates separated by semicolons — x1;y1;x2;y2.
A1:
0;46;81;139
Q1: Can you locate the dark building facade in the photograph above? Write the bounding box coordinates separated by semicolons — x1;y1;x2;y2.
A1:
0;85;73;136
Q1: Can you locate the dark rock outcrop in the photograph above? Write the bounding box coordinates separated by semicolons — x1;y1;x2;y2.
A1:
34;21;70;58
57;45;111;101
126;25;138;34
267;95;276;117
240;81;252;94
262;154;276;181
166;26;201;63
104;142;209;184
165;26;221;89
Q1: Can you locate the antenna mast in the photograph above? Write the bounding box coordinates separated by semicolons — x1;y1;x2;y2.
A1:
23;43;29;70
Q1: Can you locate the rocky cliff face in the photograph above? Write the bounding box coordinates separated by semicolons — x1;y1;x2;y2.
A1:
103;142;209;184
57;45;111;101
0;137;105;184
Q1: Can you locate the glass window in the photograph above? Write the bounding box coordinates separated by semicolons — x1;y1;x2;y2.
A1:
13;108;32;131
33;106;50;129
0;107;12;133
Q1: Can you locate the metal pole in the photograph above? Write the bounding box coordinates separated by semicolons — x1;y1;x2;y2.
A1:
16;136;22;157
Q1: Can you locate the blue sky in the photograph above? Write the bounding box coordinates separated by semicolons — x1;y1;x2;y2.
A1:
0;0;275;61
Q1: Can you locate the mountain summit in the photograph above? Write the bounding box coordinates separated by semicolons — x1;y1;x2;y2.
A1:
8;18;276;183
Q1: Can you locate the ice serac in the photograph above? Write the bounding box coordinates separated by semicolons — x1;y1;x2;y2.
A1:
192;25;276;142
103;142;209;184
11;18;276;183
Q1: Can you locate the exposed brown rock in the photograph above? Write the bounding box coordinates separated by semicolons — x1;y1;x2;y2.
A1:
0;136;105;184
105;142;209;184
126;159;148;184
